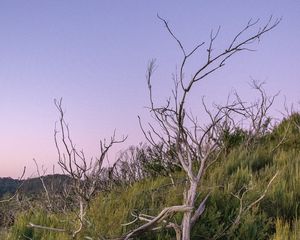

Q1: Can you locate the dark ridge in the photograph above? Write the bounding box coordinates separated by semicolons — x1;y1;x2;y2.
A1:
0;174;71;198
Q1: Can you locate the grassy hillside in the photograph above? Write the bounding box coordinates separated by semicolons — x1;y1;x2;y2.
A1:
2;114;300;239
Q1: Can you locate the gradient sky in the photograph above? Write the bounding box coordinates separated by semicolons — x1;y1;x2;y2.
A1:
0;0;299;177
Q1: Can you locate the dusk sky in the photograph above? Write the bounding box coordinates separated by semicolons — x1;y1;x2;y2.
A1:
0;1;299;178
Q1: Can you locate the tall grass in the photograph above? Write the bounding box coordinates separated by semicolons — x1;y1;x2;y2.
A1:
6;114;300;239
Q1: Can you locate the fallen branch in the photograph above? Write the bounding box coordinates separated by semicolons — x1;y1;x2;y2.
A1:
121;205;193;240
28;222;66;232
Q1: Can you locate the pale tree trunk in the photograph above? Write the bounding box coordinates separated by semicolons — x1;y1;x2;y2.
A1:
181;181;197;240
79;197;84;222
72;196;84;239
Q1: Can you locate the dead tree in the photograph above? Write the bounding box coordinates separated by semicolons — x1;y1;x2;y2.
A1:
234;80;279;147
53;98;126;238
212;79;280;154
123;16;281;240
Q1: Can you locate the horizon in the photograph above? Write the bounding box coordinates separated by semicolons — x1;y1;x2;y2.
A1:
1;1;299;178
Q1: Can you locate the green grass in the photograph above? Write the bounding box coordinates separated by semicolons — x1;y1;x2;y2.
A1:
6;114;300;239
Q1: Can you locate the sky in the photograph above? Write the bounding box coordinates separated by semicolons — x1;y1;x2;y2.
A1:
0;0;299;178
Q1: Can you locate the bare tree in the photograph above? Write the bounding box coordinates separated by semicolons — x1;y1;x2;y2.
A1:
27;99;126;238
233;80;279;146
32;159;54;211
121;16;281;240
53;98;127;238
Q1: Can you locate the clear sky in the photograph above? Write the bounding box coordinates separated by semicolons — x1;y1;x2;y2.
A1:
0;0;299;178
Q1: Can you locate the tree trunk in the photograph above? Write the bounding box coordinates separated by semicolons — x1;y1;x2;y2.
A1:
72;196;84;239
181;181;197;240
79;197;84;222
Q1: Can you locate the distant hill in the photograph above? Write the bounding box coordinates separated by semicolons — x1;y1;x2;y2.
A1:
0;174;71;198
0;178;22;198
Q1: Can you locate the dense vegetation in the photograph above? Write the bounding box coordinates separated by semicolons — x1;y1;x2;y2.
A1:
0;113;299;239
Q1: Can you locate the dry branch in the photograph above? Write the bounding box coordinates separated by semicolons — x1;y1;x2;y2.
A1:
134;15;280;240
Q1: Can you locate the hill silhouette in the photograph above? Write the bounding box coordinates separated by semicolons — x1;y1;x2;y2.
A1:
0;174;71;198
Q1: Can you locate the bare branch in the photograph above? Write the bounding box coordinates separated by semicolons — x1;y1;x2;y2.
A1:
122;205;193;240
28;222;66;232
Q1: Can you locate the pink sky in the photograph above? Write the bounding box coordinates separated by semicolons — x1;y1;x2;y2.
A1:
0;0;299;178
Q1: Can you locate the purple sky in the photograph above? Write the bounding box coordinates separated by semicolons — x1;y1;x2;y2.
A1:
0;1;299;178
